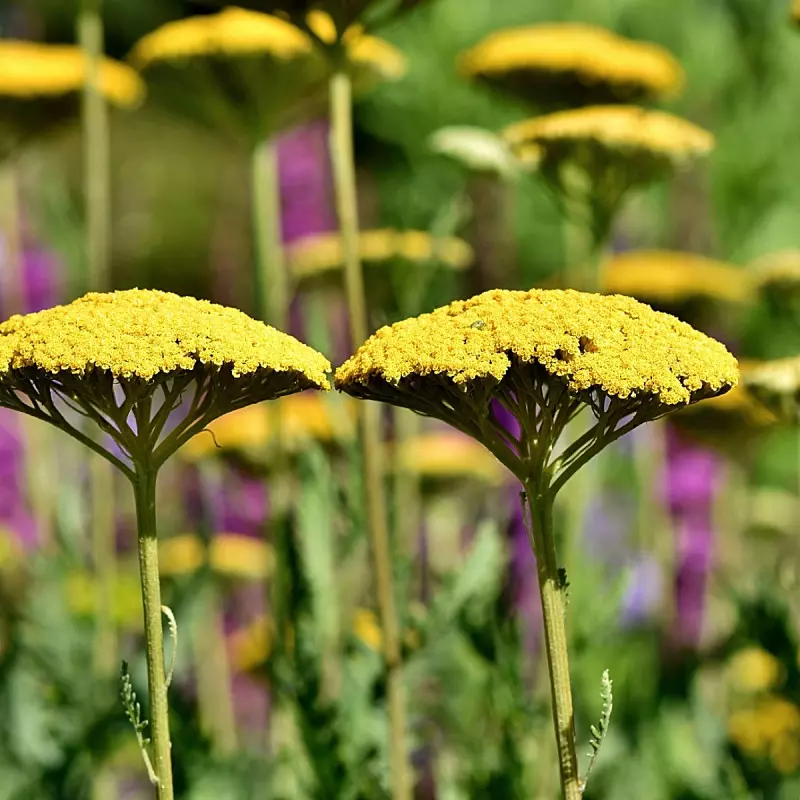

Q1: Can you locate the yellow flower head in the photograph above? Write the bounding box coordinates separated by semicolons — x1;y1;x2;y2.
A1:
752;250;800;291
157;533;273;580
336;289;737;487
742;356;800;421
503;107;713;245
727;647;785;694
604;250;754;304
288;228;473;280
395;430;506;485
130;8;312;65
0;289;330;478
0;40;144;106
459;23;684;108
504;105;713;164
66;568;145;628
0;289;329;384
728;695;800;774
129;9;403;143
180;392;352;461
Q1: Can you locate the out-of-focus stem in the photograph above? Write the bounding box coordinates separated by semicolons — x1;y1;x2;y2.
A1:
194;583;238;756
329;67;411;800
523;489;581;800
392;406;421;579
133;469;174;800
79;6;119;796
251;138;288;330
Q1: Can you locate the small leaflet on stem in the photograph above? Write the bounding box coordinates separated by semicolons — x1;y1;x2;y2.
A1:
580;669;613;794
162;604;178;689
120;660;159;786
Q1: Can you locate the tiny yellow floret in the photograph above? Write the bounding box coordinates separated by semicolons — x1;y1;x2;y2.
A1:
336;288;738;406
0;289;330;388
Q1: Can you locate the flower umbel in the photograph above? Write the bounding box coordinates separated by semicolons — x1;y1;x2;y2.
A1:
336;288;737;487
459;23;684;109
0;289;330;479
503;106;713;247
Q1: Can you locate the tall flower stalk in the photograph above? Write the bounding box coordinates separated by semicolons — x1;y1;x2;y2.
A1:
328;53;412;800
336;288;738;798
0;290;330;798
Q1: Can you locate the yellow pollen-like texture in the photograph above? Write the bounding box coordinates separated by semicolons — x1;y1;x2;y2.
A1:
0;289;330;387
0;40;144;107
336;288;738;406
459;23;684;98
504;105;714;160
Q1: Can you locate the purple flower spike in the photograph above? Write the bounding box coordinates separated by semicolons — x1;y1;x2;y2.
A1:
663;423;722;648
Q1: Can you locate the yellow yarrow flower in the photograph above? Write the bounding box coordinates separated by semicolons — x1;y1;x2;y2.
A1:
727;647;785;694
66;568;145;628
752;249;800;292
0;289;329;385
459;23;684;108
0;289;329;480
728;695;800;774
337;289;736;405
130;9;403;144
158;533;273;580
288;228;473;280
130;8;312;65
336;288;737;487
504;105;713;164
180;392;352;460
742;356;800;422
604;250;754;305
395;430;506;485
0;40;144;106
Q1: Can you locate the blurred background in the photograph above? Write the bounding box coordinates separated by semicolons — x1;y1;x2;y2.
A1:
2;0;800;798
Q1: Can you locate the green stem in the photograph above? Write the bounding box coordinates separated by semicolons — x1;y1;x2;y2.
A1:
91;456;118;677
523;488;581;800
133;469;174;800
194;584;238;756
79;0;110;294
329;67;412;800
251;138;288;329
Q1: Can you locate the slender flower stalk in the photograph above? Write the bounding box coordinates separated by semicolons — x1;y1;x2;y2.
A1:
328;60;412;800
78;13;121;800
336;288;738;798
0;289;330;798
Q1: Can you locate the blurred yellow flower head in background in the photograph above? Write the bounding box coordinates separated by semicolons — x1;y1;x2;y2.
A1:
158;533;273;580
336;288;738;406
130;8;312;66
181;391;352;460
0;289;330;387
130;7;405;79
752;249;800;291
395;430;506;485
742;357;800;421
288;228;474;280
504;105;714;164
728;695;800;774
603;250;754;304
459;23;684;106
727;647;785;694
0;40;144;107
